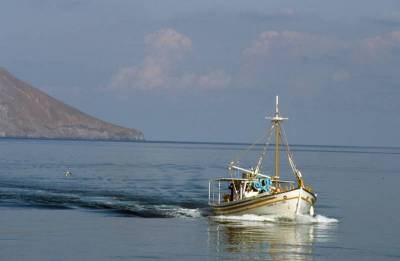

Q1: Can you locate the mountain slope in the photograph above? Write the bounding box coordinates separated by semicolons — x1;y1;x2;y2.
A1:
0;68;144;140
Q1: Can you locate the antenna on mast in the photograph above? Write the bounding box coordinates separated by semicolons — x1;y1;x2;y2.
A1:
266;95;288;122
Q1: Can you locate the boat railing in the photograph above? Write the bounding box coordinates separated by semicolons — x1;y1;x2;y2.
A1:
208;178;297;205
305;184;313;193
208;179;226;205
208;178;247;205
208;179;218;205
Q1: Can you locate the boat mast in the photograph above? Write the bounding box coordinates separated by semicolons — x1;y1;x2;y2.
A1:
267;96;288;181
275;96;279;179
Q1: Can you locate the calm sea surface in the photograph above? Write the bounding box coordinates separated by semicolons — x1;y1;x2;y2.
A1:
0;139;399;260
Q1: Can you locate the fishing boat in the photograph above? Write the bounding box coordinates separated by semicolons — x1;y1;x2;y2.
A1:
208;96;316;216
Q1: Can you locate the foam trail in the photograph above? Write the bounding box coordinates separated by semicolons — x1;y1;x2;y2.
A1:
147;205;201;218
158;206;202;218
295;214;339;224
0;187;204;219
211;214;338;224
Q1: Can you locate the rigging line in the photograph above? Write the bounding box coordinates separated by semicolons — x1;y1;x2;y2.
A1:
280;124;305;189
280;124;296;164
255;124;275;173
278;128;292;173
228;134;264;196
228;125;274;199
278;124;296;173
231;130;267;165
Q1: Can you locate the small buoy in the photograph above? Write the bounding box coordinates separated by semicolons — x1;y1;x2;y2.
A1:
64;171;72;177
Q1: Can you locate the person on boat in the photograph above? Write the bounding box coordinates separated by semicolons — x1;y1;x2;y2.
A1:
229;182;234;201
245;183;251;192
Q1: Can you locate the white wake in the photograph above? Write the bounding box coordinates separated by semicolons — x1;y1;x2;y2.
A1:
211;213;338;224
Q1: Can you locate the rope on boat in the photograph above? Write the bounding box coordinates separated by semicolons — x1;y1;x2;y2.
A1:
254;124;275;174
231;135;264;165
228;125;274;198
279;124;304;188
278;124;297;173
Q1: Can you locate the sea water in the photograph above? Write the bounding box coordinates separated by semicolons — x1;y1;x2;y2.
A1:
0;139;399;260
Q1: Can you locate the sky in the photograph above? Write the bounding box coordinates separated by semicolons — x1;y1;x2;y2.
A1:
1;0;400;146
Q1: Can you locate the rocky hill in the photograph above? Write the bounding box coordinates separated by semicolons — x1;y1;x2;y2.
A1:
0;68;144;141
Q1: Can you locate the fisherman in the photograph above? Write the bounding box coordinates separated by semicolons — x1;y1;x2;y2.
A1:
228;182;234;201
245;183;251;192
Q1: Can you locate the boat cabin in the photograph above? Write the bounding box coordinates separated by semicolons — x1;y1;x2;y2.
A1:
208;175;296;205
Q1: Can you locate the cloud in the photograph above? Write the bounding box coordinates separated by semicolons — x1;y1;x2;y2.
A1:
108;28;230;91
244;30;400;65
108;29;400;93
374;12;400;26
238;8;298;22
332;71;351;82
144;28;192;55
243;30;342;60
360;31;400;59
181;70;231;89
109;63;166;91
239;30;348;92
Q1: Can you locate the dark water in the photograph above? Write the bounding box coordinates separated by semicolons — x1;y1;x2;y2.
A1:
0;139;399;260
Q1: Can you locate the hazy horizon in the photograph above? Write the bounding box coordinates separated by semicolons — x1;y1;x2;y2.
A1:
2;0;400;146
3;136;400;150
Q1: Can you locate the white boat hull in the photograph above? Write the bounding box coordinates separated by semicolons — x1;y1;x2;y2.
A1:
210;188;316;217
